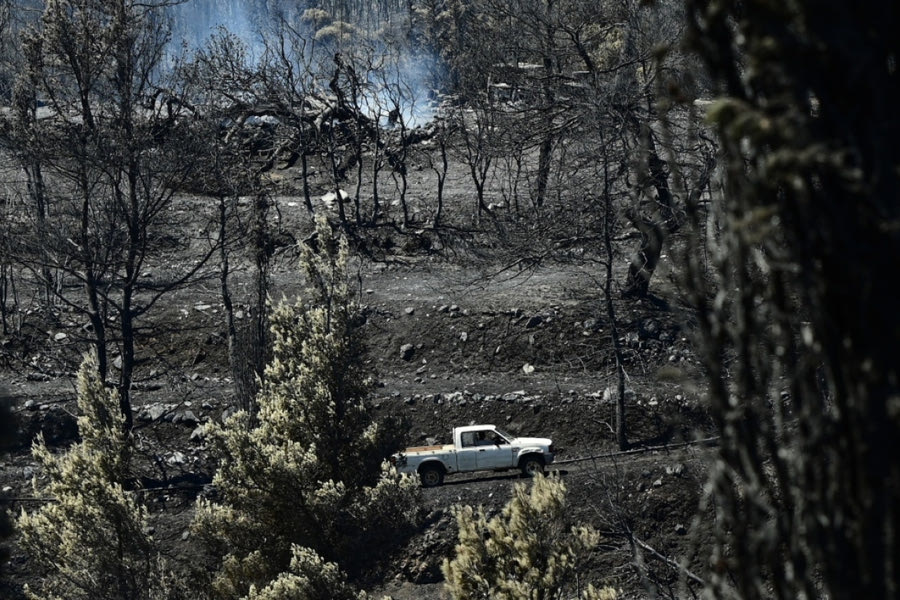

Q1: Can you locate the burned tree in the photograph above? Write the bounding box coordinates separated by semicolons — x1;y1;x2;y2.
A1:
1;0;214;429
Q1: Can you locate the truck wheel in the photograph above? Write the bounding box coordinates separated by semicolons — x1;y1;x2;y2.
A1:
419;465;445;488
520;456;544;477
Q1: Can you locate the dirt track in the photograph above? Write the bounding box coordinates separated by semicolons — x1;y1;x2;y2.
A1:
1;190;714;598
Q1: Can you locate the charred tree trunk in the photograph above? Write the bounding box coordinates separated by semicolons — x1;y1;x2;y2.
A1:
0;263;15;335
80;168;109;395
601;135;629;450
434;134;448;227
24;160;54;307
299;129;314;214
534;0;557;208
217;195;249;412
623;208;664;299
249;192;271;416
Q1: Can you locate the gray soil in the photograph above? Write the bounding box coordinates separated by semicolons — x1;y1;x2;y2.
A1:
1;167;716;599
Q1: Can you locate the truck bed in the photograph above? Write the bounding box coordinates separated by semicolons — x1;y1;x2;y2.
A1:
404;444;454;454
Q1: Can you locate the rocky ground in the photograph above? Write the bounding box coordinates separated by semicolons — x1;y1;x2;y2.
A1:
0;184;718;598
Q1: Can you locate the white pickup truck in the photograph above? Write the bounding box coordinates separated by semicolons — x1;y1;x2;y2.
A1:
393;425;555;487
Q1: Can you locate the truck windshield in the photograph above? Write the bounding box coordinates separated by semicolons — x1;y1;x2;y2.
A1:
493;428;513;443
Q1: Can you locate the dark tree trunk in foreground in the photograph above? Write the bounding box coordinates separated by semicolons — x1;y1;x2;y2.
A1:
684;1;900;598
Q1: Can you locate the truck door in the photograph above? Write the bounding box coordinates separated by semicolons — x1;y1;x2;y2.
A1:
456;431;480;471
475;431;516;470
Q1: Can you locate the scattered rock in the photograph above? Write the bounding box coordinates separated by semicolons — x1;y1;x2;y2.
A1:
175;410;200;426
18;408;78;448
446;392;464;404
639;318;662;340
525;315;543;328
665;463;685;477
53;332;68;342
674;523;687;535
139;403;170;422
400;344;415;360
522;363;535;374
459;331;468;342
404;307;415;315
502;391;526;402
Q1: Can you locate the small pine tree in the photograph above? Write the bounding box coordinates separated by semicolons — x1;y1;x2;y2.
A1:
195;216;419;599
16;353;183;600
443;474;617;600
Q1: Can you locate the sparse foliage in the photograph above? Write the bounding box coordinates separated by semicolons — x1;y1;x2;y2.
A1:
2;0;214;429
443;474;616;600
194;216;419;599
15;353;184;600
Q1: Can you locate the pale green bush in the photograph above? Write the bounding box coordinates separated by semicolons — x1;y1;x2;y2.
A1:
195;216;419;599
16;354;184;600
243;545;362;600
443;474;616;600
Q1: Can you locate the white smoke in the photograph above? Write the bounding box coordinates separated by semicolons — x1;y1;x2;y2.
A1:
171;1;443;127
170;0;267;59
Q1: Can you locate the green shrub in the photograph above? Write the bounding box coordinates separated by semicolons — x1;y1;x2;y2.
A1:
16;354;184;600
195;216;419;599
242;545;363;600
443;474;616;600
